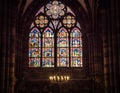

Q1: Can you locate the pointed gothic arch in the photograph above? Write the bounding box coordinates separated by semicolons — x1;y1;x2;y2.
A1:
17;0;90;83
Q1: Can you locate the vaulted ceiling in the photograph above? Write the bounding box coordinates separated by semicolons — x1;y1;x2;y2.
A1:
18;0;94;15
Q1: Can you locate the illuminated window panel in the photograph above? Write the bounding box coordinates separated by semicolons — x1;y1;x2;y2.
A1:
57;28;68;37
70;38;81;47
42;28;54;67
43;38;54;48
63;15;76;28
57;28;69;67
71;58;83;67
57;58;69;67
29;28;41;67
29;48;41;58
29;28;40;38
42;48;54;57
45;0;66;19
57;38;69;47
35;15;48;28
57;48;69;57
28;0;83;68
42;58;54;67
29;58;40;67
42;28;54;38
29;38;40;48
70;28;82;37
70;28;82;67
71;48;82;57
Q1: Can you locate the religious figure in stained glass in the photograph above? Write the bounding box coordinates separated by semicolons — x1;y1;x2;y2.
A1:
42;58;54;67
43;38;54;47
57;38;68;47
70;28;82;67
29;58;40;67
57;28;69;67
29;28;41;67
57;58;69;67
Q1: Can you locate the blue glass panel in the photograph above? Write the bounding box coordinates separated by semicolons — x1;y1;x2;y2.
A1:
43;28;54;37
71;38;81;47
29;38;39;47
29;48;40;57
43;38;54;47
57;28;68;37
71;48;82;57
71;28;81;37
29;28;40;38
43;48;54;57
57;48;69;57
57;58;69;67
57;38;68;47
29;58;40;67
42;58;54;67
71;58;82;67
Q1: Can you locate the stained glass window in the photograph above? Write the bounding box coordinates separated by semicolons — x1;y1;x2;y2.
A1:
57;28;69;67
29;0;83;68
70;28;82;67
42;28;54;67
29;28;41;67
45;0;66;19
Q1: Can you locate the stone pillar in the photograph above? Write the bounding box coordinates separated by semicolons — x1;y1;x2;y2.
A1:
101;10;110;93
87;33;95;93
0;0;9;93
110;0;120;92
115;1;120;90
99;0;120;93
0;0;18;93
87;32;104;93
7;1;18;93
93;33;104;92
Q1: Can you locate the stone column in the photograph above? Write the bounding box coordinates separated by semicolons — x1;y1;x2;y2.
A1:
115;1;120;90
110;0;120;92
87;33;95;93
0;0;9;93
7;1;18;93
101;9;110;93
0;1;18;93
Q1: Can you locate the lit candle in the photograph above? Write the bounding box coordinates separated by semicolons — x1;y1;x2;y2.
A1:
49;76;53;81
61;76;63;81
57;76;60;81
67;76;70;80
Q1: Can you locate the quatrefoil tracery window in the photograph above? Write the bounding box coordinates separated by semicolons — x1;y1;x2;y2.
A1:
29;0;83;68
